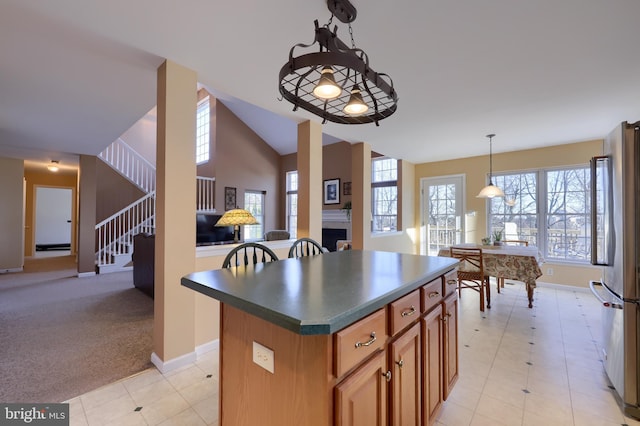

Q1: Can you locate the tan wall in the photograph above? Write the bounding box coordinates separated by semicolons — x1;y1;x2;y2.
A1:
24;168;78;257
96;160;145;223
214;102;280;233
414;139;603;288
0;157;25;271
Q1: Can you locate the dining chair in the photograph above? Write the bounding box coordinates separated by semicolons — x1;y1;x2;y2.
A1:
222;242;279;268
288;237;325;258
450;246;490;311
496;240;529;292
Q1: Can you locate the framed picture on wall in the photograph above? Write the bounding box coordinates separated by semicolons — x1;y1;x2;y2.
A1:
323;178;340;205
224;187;236;211
343;181;352;195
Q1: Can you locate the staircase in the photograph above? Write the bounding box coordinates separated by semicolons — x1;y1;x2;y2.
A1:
96;138;215;273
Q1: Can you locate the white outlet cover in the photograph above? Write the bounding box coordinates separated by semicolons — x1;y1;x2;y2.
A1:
252;341;274;374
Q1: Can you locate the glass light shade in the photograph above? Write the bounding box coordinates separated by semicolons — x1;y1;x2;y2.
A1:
476;184;505;198
312;66;342;100
47;161;59;172
215;209;258;226
343;85;369;115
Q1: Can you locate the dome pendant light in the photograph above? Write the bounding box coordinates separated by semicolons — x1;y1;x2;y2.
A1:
343;84;368;115
313;66;342;100
476;134;505;198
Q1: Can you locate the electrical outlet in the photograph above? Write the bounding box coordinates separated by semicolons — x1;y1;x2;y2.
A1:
546;268;553;275
252;341;274;374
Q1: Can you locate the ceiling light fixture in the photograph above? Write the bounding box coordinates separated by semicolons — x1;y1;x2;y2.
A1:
476;134;505;199
278;0;398;126
47;160;60;172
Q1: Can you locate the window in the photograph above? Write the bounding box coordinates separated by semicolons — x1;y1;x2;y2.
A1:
195;97;210;164
244;191;265;241
286;171;298;239
423;175;464;255
489;165;591;262
372;157;398;232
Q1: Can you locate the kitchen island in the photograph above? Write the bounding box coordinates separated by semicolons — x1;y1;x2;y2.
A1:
182;250;459;426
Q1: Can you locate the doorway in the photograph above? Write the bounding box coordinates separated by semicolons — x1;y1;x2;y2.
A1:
420;175;466;255
34;186;73;257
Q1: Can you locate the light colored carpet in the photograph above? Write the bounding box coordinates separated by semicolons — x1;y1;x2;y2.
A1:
0;255;153;403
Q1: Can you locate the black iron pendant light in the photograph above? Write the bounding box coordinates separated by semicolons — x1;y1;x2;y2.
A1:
278;0;398;126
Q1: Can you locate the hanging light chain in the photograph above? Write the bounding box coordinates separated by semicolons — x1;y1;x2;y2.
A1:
348;22;356;49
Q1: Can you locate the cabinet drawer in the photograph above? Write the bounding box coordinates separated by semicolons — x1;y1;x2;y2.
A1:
389;289;420;336
421;277;443;313
334;308;387;378
443;269;458;297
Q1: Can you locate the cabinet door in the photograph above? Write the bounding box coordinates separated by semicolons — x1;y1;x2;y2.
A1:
335;350;388;426
389;322;421;426
443;293;459;399
422;305;443;425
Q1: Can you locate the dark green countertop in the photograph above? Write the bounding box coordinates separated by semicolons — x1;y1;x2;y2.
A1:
181;250;458;335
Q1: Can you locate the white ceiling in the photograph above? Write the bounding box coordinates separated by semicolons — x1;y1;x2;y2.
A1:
2;0;640;172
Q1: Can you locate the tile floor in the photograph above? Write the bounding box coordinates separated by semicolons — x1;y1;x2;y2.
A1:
67;281;640;426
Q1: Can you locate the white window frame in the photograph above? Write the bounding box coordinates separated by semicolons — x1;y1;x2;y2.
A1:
421;174;466;256
195;96;210;164
488;165;592;263
286;171;298;239
244;190;265;241
371;157;398;233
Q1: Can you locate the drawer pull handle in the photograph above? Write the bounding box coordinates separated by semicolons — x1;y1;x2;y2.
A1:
441;316;448;322
400;306;416;317
447;279;457;286
355;332;377;348
396;359;404;368
428;291;440;299
446;312;452;318
383;370;392;382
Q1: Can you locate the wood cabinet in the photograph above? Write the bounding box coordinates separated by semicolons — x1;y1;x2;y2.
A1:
335;350;388;426
443;292;459;399
389;321;422;426
422;304;443;425
209;264;458;426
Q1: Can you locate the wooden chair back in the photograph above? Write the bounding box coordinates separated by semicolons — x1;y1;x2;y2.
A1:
450;246;490;311
222;243;279;268
502;240;529;246
288;238;324;258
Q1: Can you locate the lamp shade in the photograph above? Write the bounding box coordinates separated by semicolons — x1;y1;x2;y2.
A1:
215;209;258;226
476;184;505;198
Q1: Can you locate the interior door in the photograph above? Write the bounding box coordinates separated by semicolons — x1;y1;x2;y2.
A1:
35;186;72;250
421;175;465;255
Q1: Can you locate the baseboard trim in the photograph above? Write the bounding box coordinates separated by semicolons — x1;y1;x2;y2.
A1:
196;339;219;357
535;281;590;293
77;271;96;278
151;351;198;375
0;267;23;274
150;339;219;374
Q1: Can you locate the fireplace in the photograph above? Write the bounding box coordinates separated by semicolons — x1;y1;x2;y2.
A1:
322;228;347;252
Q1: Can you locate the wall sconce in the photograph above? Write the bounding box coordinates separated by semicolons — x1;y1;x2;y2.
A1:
47;160;60;172
278;0;398;126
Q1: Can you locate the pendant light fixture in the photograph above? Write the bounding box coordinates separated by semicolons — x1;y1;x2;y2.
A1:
278;0;398;126
476;134;505;198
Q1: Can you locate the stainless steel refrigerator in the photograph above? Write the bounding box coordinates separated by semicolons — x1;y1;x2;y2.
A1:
590;121;640;420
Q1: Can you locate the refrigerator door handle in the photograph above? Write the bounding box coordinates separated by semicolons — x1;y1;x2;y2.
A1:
589;280;624;309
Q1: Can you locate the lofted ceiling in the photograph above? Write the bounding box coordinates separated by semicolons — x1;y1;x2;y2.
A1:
2;0;640;173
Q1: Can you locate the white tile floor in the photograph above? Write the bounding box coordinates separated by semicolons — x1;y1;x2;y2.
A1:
67;280;640;426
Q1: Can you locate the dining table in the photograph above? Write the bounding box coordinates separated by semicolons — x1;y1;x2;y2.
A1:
438;244;543;308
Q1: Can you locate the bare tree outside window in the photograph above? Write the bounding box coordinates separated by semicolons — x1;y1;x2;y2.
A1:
372;158;398;232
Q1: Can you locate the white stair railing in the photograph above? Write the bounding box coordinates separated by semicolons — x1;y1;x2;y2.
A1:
197;176;216;212
98;138;156;194
96;192;155;268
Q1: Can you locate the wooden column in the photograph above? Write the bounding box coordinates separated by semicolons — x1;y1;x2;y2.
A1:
153;60;197;366
296;120;323;241
77;155;97;275
351;142;371;250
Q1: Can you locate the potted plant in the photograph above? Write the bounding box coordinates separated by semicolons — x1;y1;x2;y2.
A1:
492;230;503;246
342;201;352;221
481;237;492;246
